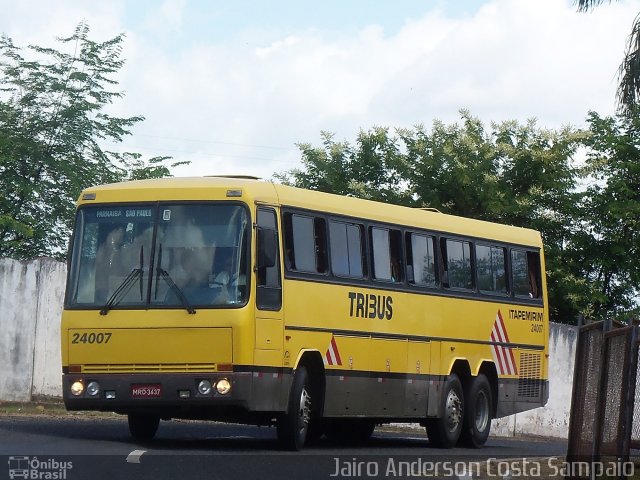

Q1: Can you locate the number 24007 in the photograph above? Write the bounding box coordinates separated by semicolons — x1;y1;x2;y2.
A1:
71;332;112;344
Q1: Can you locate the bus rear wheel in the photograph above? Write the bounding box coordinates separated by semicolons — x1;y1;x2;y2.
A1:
128;414;160;441
425;374;463;448
461;374;492;447
277;366;311;451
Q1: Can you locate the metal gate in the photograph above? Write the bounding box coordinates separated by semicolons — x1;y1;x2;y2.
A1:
566;319;640;478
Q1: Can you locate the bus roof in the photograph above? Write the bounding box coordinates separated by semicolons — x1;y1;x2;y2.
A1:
79;176;542;248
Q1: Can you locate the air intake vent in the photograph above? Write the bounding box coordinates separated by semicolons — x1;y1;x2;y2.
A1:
82;363;218;373
518;351;542;398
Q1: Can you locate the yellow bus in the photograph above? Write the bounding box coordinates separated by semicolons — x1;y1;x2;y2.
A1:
61;176;548;450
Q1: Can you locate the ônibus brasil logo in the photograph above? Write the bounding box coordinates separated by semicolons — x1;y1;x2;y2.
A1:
7;456;73;480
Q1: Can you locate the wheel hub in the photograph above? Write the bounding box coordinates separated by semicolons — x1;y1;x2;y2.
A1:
298;387;311;432
475;390;489;432
445;389;462;433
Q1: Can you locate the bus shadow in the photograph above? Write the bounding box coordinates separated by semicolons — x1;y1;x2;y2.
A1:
0;416;566;457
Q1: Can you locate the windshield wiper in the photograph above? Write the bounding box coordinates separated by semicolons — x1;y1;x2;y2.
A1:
100;245;145;316
155;244;196;314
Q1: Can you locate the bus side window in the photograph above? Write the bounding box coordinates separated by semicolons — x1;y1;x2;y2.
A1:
476;244;507;295
443;238;473;290
439;238;449;287
283;213;327;274
389;229;403;283
329;220;364;278
371;227;403;283
371;227;391;281
527;252;541;298
282;214;296;270
314;218;328;273
406;232;436;287
511;249;541;299
256;208;281;310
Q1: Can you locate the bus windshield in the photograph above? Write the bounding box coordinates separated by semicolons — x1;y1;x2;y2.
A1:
66;203;249;309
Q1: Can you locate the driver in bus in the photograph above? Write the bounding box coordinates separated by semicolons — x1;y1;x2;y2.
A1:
211;256;232;285
177;248;210;288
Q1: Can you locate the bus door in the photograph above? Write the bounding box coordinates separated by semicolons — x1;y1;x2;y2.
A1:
254;206;284;370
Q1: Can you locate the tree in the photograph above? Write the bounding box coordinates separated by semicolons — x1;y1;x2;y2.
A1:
276;112;595;324
577;0;640;115
573;111;640;320
0;23;184;259
274;127;413;206
402;114;585;323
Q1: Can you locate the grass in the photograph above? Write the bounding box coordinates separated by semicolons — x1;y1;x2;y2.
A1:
0;398;118;418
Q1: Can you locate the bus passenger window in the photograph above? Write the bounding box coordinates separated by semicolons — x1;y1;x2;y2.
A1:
314;218;328;273
329;221;364;278
282;214;295;270
389;229;403;283
291;215;316;272
406;233;436;287
476;245;507;295
511;250;541;299
284;213;327;274
371;227;391;281
444;239;473;290
371;227;403;283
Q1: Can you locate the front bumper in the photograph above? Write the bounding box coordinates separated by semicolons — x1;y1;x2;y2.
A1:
62;367;293;418
62;372;252;412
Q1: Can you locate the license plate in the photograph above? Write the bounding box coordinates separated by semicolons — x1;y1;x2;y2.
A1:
131;384;162;399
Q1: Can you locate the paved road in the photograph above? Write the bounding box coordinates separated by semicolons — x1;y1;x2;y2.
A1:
0;416;567;480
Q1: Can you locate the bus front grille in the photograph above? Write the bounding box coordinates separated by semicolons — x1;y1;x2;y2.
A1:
81;363;218;373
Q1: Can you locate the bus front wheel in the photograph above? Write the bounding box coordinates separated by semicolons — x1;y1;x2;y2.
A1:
128;414;160;441
277;366;311;451
425;374;464;448
461;374;492;447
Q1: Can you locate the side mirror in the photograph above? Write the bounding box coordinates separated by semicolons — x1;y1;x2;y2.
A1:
257;227;277;268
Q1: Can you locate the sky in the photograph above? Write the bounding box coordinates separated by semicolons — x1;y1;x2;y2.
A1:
1;0;639;179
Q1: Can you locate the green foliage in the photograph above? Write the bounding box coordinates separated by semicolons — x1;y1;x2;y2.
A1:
575;111;640;318
0;23;185;259
277;110;640;323
275;127;413;206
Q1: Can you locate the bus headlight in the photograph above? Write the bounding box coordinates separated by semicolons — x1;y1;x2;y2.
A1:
70;381;84;396
86;381;100;397
216;378;231;395
198;380;212;395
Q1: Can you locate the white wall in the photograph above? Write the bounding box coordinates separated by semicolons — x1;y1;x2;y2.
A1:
0;258;39;401
0;258;65;400
30;259;67;397
0;257;577;438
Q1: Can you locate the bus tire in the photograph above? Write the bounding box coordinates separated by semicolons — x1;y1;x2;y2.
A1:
306;418;325;444
425;374;463;448
461;374;492;447
128;414;160;441
277;366;311;451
